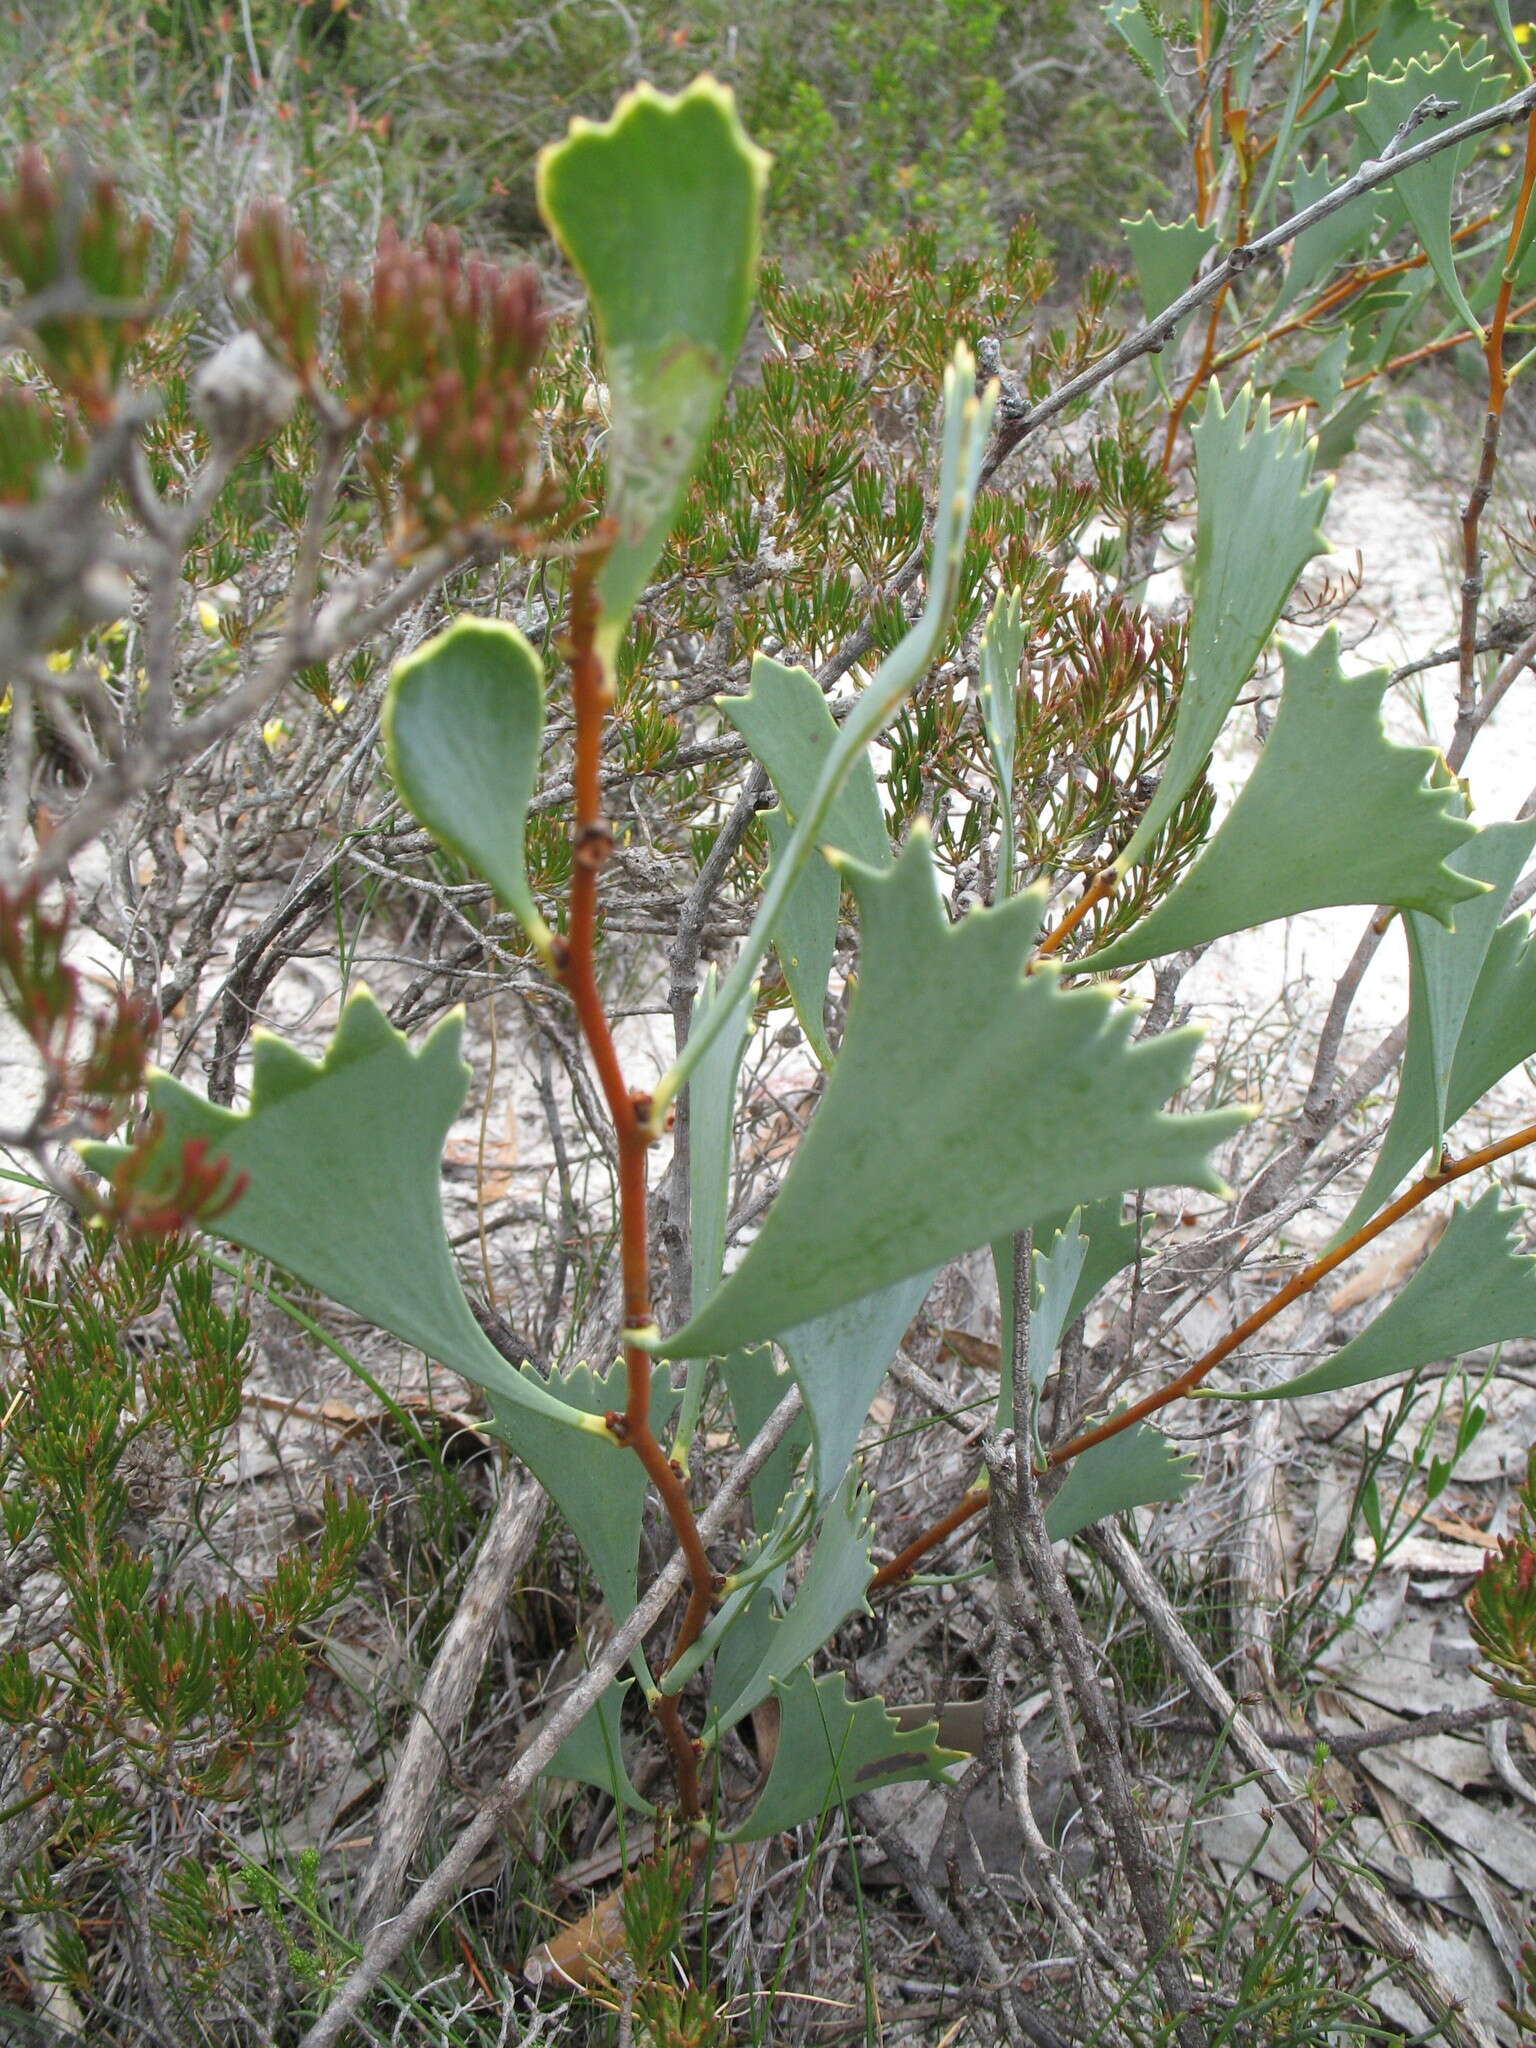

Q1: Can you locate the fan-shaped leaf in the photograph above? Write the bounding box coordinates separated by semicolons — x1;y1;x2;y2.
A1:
1335;817;1536;1239
78;990;598;1446
547;1681;653;1814
536;79;768;663
1094;632;1484;970
778;1269;935;1505
1347;41;1500;336
383;617;553;963
1243;1191;1536;1402
724;1669;961;1843
1046;1424;1197;1541
654;829;1246;1361
1118;385;1330;872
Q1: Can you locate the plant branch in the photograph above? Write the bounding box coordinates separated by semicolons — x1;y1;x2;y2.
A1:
296;1385;804;2048
553;551;713;1817
872;1118;1536;1586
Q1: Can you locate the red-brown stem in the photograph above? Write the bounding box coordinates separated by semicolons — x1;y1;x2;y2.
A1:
1034;868;1118;962
557;553;715;1815
871;1119;1536;1589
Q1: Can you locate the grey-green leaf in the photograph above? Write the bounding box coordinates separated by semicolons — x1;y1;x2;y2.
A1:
706;1479;874;1731
1093;631;1484;971
1334;817;1536;1241
1242;1192;1536;1402
724;1669;961;1843
721;654;891;1063
487;1357;676;1622
1347;41;1500;337
383;617;553;963
78;991;599;1446
536;79;768;664
546;1682;654;1814
688;962;754;1310
653;829;1246;1361
1045;1425;1197;1541
1117;384;1330;873
778;1269;935;1505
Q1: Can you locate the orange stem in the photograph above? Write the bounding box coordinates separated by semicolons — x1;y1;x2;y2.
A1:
1034;868;1118;961
872;1120;1536;1589
556;552;715;1815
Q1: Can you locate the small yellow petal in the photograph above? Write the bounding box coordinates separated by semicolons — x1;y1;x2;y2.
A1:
197;599;222;634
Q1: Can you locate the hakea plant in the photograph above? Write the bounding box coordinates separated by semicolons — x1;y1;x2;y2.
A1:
83;59;1536;1892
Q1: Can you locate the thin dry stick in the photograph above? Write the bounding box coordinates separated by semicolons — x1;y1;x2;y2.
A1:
871;1118;1536;1588
296;1386;804;2048
353;1473;546;1926
553;553;715;1816
1088;1523;1493;2048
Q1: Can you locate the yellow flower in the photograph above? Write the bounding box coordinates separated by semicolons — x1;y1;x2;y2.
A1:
196;599;223;635
262;718;289;752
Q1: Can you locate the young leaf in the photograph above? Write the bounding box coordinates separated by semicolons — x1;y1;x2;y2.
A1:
973;588;1026;894
777;1268;935;1505
999;1201;1141;1378
688;963;754;1310
1117;384;1330;873
719;1346;813;1531
649;348;997;1130
993;1215;1087;1434
760;804;840;1066
1092;632;1484;970
1240;1191;1536;1402
720;654;890;1061
485;1358;677;1623
1045;1424;1196;1542
704;1478;874;1730
1348;41;1500;337
78;991;601;1444
1122;212;1220;330
1335;816;1536;1240
546;1681;654;1815
652;828;1245;1361
383;617;553;963
723;1668;961;1843
536;78;769;664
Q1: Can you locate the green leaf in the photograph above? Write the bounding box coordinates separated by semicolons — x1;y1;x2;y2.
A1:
1122;212;1220;322
998;1202;1141;1377
1440;907;1536;1124
1490;0;1534;80
536;78;768;664
78;991;599;1446
546;1681;654;1814
724;1669;962;1843
704;1478;874;1729
1118;385;1331;872
1045;1424;1197;1542
486;1357;676;1623
994;1216;1086;1435
1241;1192;1536;1402
778;1269;935;1505
760;804;839;1066
382;617;553;963
1092;631;1484;971
974;588;1026;894
721;655;890;1063
688;963;754;1310
654;830;1246;1361
1335;816;1536;1240
650;349;997;1129
719;1346;812;1531
721;656;890;870
1274;157;1379;316
1347;40;1501;336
